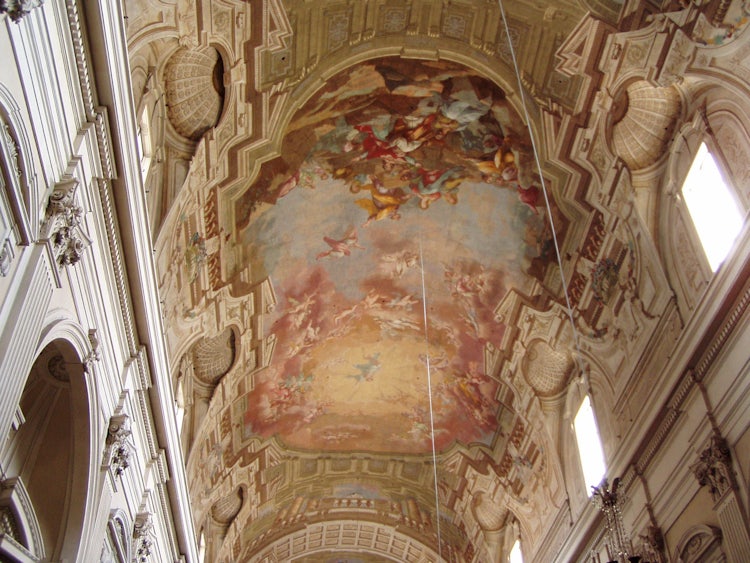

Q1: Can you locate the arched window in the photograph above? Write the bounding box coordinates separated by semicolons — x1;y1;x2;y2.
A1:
136;104;153;182
574;395;606;494
1;339;91;561
681;142;742;271
0;87;38;276
509;538;523;563
197;530;207;563
175;376;185;435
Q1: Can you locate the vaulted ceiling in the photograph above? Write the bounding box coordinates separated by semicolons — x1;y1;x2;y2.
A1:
122;0;695;560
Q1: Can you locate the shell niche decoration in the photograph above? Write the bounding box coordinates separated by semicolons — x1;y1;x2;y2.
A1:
522;339;574;398
611;80;682;171
164;47;225;141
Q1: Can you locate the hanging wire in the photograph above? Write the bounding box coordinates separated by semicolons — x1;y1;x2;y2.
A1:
496;0;588;379
418;229;444;561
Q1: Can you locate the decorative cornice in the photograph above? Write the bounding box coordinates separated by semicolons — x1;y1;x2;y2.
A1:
97;178;138;353
65;0;115;179
694;283;750;381
636;281;750;475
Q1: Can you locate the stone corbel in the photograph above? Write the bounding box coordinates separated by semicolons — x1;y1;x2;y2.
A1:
42;177;88;269
0;0;44;22
132;511;153;563
104;414;133;477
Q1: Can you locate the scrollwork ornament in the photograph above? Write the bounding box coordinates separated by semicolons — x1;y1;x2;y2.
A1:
132;512;153;563
43;178;86;267
84;328;101;367
0;0;44;22
105;414;132;477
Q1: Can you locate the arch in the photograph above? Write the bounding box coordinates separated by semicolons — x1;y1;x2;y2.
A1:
220;43;543;210
0;83;39;277
244;519;442;562
661;109;739;319
175;324;239;459
0;83;38;242
100;508;132;563
1;324;95;562
0;476;45;561
561;374;611;511
674;524;724;562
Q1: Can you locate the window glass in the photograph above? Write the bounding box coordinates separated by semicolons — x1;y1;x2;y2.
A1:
509;538;523;563
682;142;743;271
574;395;606;494
137;105;153;180
175;377;185;435
198;531;206;563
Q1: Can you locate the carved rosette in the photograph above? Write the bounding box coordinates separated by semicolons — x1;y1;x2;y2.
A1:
43;178;86;266
691;435;734;503
105;414;132;477
0;0;44;22
132;512;153;563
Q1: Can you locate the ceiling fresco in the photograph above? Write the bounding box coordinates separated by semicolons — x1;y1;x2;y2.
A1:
125;0;740;558
230;58;561;455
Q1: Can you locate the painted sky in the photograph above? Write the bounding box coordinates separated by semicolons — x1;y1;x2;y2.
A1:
234;58;553;454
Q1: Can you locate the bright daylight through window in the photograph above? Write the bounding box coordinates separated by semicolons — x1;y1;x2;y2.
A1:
682;142;743;271
574;395;607;495
509;538;524;563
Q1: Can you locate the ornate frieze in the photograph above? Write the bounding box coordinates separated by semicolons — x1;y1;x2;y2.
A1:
0;0;43;22
691;434;734;503
105;414;133;477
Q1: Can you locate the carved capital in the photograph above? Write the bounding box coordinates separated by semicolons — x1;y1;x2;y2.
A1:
132;511;153;563
43;178;86;266
105;414;132;477
692;435;734;503
0;0;44;22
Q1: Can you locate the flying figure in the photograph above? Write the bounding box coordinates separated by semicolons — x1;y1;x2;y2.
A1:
316;227;365;260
